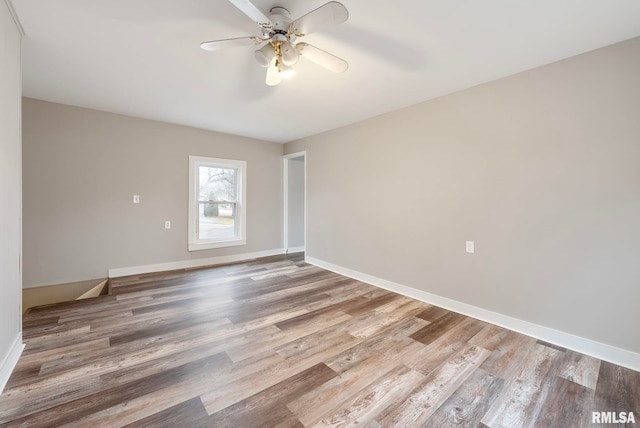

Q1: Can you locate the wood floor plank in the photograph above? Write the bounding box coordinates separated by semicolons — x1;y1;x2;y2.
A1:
59;353;233;427
22;325;97;356
122;397;212;428
226;291;332;324
2;253;637;427
594;361;640;418
476;329;537;379
273;326;357;362
427;367;504;427
5;321;258;406
274;306;351;332
533;376;594;428
24;295;119;317
1;352;231;426
23;324;91;346
5;337;111;390
37;319;235;376
343;293;400;316
377;344;491;427
249;265;303;280
21;315;60;331
481;343;562;427
225;309;351;363
200;333;360;415
0;375;103;422
404;317;488;376
349;300;427;339
286;338;425;425
558;350;601;390
324;316;428;375
232;270;337;302
468;323;513;351
308;364;426;427
108;312;232;347
247;276;358;310
207;363;338;428
409;311;467;345
321;278;371;297
47;296;154;322
416;305;450;322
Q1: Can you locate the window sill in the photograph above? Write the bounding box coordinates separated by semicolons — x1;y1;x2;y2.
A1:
188;238;246;252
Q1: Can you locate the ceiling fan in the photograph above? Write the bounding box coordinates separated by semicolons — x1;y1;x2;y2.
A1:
200;0;349;86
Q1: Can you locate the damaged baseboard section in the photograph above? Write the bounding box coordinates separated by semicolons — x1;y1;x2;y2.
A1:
22;278;109;313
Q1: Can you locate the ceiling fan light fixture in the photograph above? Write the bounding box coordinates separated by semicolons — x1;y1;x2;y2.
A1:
278;62;296;79
265;57;282;86
254;43;275;68
280;41;300;66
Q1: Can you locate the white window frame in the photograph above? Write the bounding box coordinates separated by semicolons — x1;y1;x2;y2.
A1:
188;155;247;251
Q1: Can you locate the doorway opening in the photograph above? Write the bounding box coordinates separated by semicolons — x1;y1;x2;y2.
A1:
283;152;306;254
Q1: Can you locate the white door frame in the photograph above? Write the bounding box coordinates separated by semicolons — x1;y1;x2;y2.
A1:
283;151;306;254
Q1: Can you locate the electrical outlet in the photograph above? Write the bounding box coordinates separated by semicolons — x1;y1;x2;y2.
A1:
466;241;474;253
165;221;171;229
133;195;140;204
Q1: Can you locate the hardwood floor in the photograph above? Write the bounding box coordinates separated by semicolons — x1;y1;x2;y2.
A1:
1;253;638;427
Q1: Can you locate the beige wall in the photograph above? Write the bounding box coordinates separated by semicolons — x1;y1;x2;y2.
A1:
285;37;640;353
0;0;23;388
23;98;284;287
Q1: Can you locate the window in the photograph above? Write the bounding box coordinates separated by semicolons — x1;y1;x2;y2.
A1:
188;156;246;251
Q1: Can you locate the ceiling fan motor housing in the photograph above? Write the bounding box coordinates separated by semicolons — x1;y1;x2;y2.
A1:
269;7;293;33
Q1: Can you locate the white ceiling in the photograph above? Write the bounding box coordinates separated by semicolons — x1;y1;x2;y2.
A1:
12;0;640;143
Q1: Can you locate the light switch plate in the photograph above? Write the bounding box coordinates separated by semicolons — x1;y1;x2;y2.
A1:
466;241;474;253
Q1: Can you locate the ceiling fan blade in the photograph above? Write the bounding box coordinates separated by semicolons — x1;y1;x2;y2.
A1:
265;58;282;86
227;0;272;29
200;37;260;52
297;43;348;73
292;1;348;36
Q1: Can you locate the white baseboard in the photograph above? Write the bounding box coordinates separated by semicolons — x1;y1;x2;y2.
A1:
286;246;305;254
306;256;640;372
0;333;24;394
108;248;286;278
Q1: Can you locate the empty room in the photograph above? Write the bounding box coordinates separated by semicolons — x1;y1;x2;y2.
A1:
1;0;639;426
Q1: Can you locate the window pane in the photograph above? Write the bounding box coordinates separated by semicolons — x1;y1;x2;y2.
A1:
198;166;236;202
198;203;236;240
189;156;246;251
